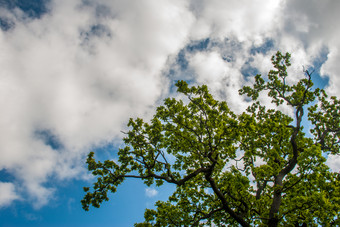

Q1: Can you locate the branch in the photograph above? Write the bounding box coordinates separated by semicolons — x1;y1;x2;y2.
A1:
192;208;224;226
256;180;268;200
205;172;250;227
268;70;314;225
119;166;211;186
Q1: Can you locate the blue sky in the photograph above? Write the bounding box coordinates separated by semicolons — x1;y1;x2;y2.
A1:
0;0;339;226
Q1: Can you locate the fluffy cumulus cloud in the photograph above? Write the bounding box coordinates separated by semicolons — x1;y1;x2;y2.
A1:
0;0;194;208
0;182;20;207
280;0;340;96
145;188;158;198
326;154;340;173
187;50;248;113
188;0;283;42
0;0;339;208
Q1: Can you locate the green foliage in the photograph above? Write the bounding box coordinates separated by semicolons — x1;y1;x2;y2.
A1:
82;51;339;226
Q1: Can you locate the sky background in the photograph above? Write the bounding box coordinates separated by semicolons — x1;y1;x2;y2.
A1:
0;0;339;226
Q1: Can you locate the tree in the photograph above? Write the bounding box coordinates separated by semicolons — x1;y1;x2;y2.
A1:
81;52;339;226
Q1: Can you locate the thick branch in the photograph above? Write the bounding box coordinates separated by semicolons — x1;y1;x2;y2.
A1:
256;180;268;200
205;173;250;227
268;73;312;226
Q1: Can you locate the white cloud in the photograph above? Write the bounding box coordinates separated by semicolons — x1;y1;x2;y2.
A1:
279;0;340;97
326;154;340;173
187;50;248;113
0;0;194;207
320;48;340;96
189;0;283;42
0;182;20;208
145;188;158;198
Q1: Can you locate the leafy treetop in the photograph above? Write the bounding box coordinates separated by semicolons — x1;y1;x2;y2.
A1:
82;51;339;227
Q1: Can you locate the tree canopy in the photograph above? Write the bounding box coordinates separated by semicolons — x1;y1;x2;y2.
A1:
81;52;339;226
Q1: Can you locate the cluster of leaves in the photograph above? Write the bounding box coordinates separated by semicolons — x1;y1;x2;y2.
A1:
82;52;339;226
